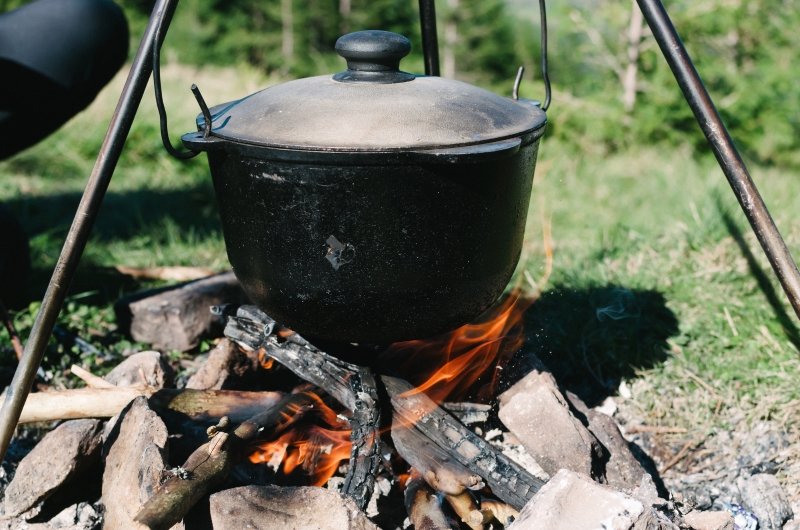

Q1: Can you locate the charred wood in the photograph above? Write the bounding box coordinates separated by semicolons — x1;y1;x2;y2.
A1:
383;375;545;510
222;305;382;510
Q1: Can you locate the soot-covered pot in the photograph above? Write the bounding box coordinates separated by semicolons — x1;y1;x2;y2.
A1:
183;30;546;344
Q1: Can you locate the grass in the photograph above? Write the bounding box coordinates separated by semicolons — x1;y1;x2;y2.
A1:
1;62;799;481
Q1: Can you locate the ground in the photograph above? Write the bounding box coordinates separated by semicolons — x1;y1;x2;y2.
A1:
0;63;798;521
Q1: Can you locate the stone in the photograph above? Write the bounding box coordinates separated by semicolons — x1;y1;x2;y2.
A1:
567;391;654;493
22;502;103;530
682;510;734;530
508;469;644;530
115;272;247;352
209;485;379;530
632;508;681;530
738;473;793;530
498;370;606;479
186;339;257;390
3;420;103;519
104;350;172;389
101;397;168;530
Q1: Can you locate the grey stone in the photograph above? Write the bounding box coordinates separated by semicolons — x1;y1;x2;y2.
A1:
498;370;605;479
101;397;168;530
209;485;379;530
738;473;793;530
104;350;171;389
3;420;103;518
508;469;644;530
116;272;247;352
682;510;734;530
186;339;256;390
568;391;654;493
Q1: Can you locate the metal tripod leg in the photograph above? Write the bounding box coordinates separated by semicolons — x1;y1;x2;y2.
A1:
0;0;182;462
637;0;800;320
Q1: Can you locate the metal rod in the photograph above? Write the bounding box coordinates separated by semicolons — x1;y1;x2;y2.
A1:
538;0;551;110
418;0;440;76
636;0;800;321
0;0;182;462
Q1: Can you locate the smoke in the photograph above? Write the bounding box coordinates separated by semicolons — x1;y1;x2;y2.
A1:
595;288;640;322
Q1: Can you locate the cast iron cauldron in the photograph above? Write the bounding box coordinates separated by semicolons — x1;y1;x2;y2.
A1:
183;30;547;344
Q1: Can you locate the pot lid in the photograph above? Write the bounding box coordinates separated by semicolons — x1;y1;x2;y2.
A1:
198;30;546;152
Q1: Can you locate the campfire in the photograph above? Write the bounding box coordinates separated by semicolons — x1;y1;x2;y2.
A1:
0;271;796;529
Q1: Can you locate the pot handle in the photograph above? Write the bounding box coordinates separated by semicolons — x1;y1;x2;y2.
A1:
410;137;521;163
152;12;201;160
514;0;551;111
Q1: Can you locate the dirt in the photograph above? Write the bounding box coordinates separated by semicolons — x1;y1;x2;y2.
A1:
615;397;799;524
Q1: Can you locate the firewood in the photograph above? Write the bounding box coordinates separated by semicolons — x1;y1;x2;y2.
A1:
6;387;283;424
444;492;483;530
392;418;483;496
222;305;382;511
404;470;452;530
114;265;217;282
115;271;247;352
383;375;545;510
134;392;316;530
470;499;520;527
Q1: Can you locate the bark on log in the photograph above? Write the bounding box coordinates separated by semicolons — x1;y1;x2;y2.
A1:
223;305;381;510
6;387;282;424
383;375;545;510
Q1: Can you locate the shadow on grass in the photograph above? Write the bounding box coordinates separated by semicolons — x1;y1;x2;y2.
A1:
716;198;800;353
509;285;680;407
7;180;219;242
5;181;222;304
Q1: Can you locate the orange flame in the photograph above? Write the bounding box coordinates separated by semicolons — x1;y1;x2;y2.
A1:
386;290;532;403
249;392;352;487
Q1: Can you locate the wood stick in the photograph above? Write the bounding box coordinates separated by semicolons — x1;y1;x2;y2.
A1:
404;470;452;530
135;392;315;530
223;305;381;510
383;375;544;510
445;492;483;530
470;499;520;527
70;364;117;389
5;387;283;424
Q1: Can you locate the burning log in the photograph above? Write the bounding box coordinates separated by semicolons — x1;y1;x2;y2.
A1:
134;392;316;530
222;305;382;510
383;375;545;510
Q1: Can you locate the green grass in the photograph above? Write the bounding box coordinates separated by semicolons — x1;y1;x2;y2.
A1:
521;137;800;434
1;62;799;454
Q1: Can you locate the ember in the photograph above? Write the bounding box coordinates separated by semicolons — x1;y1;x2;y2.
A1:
249;392;351;487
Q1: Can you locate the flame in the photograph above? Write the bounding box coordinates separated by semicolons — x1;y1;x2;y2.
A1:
386;290;532;403
249;392;351;487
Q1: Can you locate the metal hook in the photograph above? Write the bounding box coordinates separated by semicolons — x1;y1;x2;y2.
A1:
513;66;525;100
539;0;551;111
191;84;213;138
152;11;199;159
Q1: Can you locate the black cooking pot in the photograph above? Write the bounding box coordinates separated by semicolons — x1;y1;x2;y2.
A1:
183;30;546;344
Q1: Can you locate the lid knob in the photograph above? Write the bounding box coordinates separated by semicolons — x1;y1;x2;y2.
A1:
333;30;415;84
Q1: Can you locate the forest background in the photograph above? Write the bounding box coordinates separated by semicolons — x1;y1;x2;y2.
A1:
2;0;794;166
